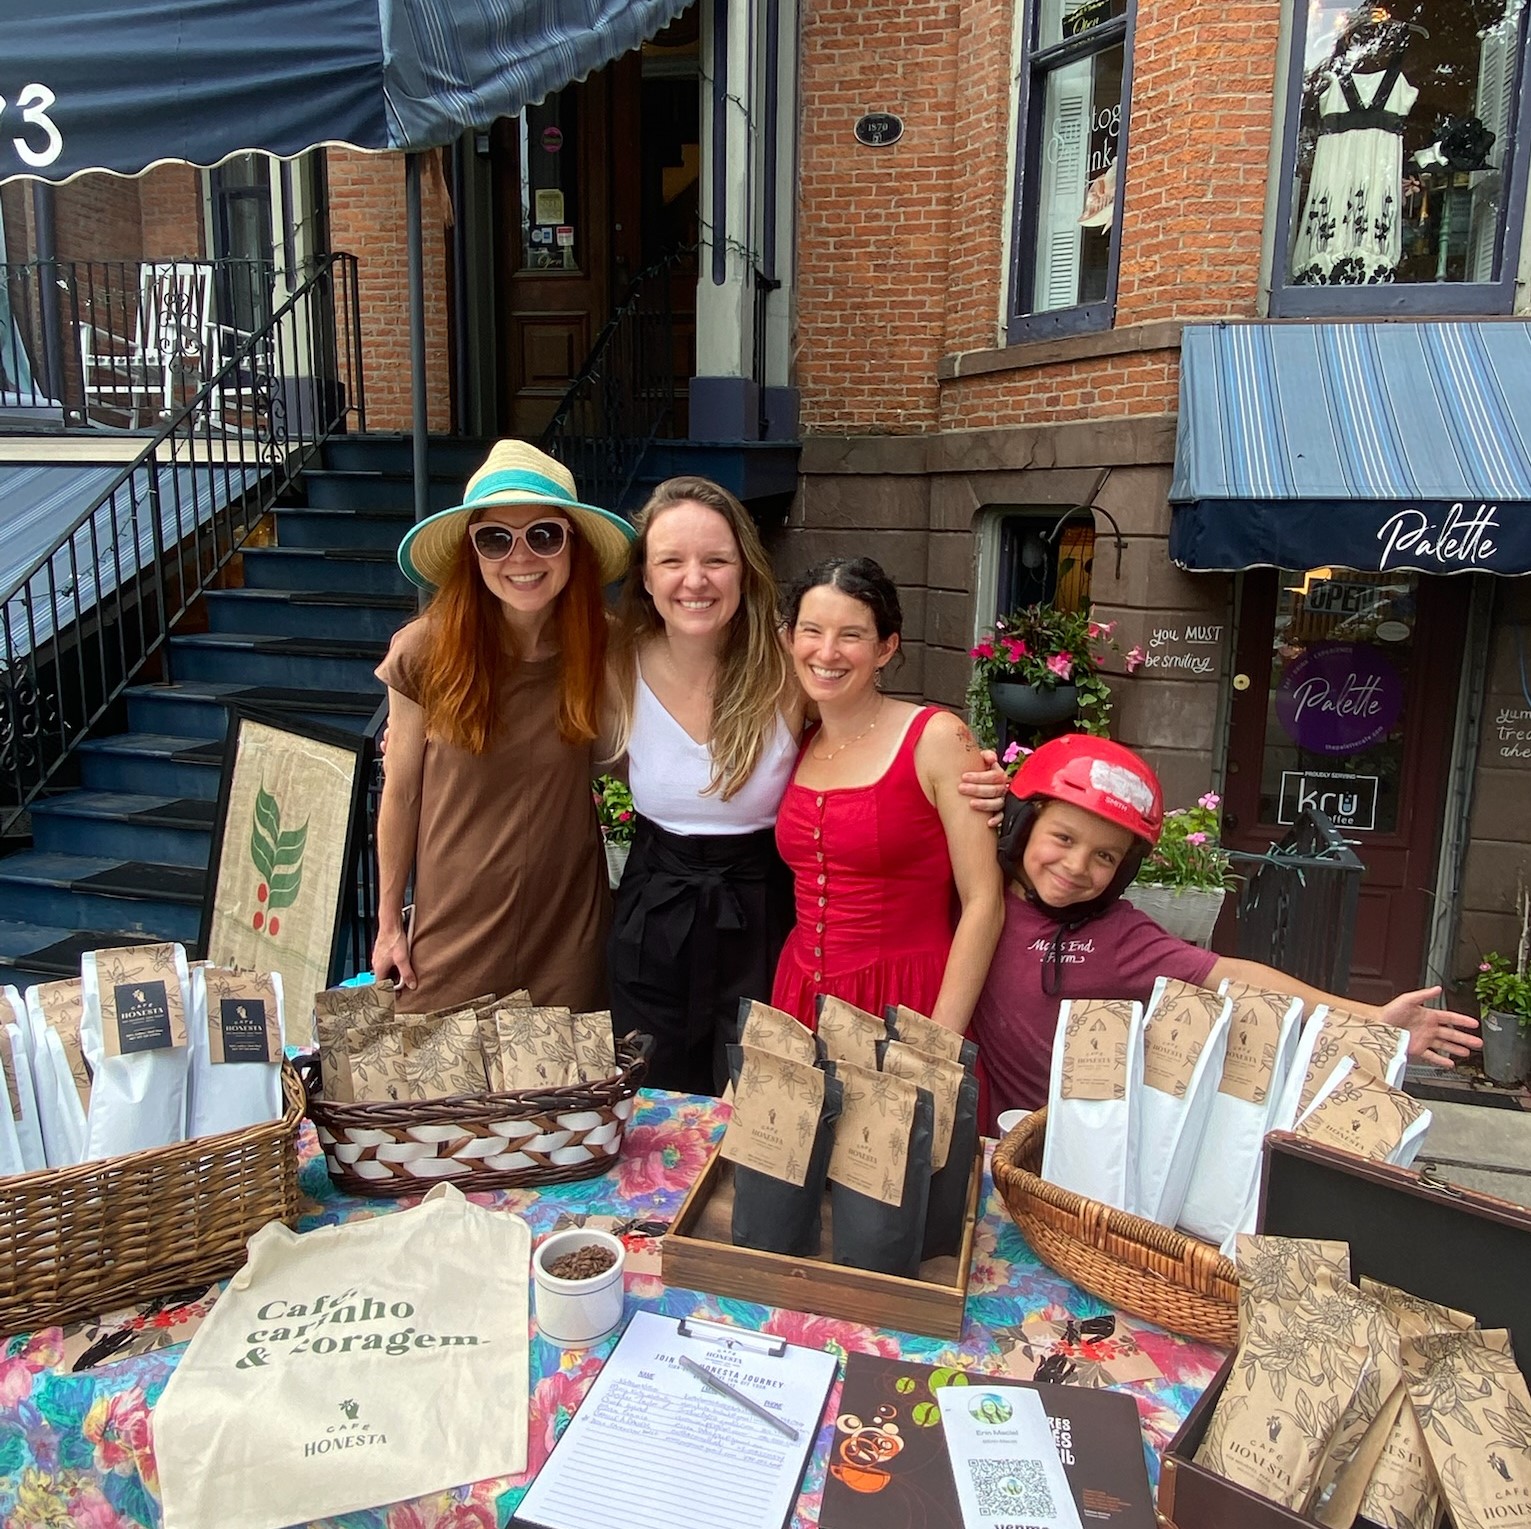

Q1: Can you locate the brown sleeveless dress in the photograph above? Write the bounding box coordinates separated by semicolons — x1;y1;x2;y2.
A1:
375;618;610;1014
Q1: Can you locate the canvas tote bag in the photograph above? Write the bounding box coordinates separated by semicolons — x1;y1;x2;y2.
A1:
153;1184;531;1529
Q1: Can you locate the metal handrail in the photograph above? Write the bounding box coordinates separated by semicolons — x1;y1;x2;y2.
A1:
0;252;365;835
540;242;695;514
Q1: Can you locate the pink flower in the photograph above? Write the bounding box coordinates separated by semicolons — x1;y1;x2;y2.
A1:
1186;832;1208;846
528;1363;599;1474
84;1386;153;1479
0;1354;36;1409
1045;652;1073;679
1001;742;1022;765
617;810;633;822
1002;638;1028;663
392;1500;499;1529
1480;962;1493;972
616;1122;715;1199
1124;645;1146;673
1198;792;1221;809
62;1484;132;1529
761;1306;903;1360
970;641;996;661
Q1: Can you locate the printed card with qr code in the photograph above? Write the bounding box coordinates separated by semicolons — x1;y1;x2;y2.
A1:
935;1384;1083;1529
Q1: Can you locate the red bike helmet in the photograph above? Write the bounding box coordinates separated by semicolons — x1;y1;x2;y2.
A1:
1009;734;1164;847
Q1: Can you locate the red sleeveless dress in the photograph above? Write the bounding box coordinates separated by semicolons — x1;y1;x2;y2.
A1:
771;707;956;1027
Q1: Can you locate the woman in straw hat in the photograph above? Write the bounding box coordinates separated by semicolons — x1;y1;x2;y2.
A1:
605;477;1008;1095
372;440;635;1013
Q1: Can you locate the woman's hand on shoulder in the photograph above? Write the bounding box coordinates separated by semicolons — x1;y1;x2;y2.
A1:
958;745;1009;827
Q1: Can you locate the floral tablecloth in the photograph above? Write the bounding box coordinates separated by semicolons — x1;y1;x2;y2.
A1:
0;1090;1224;1529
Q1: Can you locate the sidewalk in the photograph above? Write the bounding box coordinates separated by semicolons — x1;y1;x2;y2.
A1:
1414;1101;1531;1210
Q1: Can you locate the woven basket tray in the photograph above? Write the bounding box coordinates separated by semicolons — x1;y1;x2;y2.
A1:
301;1034;651;1198
991;1106;1239;1348
0;1060;305;1335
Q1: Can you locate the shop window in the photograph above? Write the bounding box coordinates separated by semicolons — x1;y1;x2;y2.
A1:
209;153;276;332
993;512;1097;617
1271;0;1531;317
1007;0;1133;343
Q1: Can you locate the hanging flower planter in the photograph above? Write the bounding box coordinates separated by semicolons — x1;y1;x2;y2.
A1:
987;680;1079;726
604;839;631;890
1121;884;1227;948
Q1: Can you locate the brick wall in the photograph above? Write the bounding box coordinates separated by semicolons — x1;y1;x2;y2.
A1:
326;150;453;433
139;166;205;259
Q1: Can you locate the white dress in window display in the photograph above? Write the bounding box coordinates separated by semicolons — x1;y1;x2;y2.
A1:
1291;60;1419;285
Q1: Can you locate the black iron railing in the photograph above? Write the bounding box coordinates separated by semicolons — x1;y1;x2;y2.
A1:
1229;808;1366;995
339;698;388;983
0;256;309;431
540;244;694;513
0;252;365;836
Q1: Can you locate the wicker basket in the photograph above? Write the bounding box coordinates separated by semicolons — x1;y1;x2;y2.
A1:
0;1061;305;1336
301;1034;651;1198
992;1106;1239;1348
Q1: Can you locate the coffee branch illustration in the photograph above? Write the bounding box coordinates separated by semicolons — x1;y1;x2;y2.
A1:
249;782;308;937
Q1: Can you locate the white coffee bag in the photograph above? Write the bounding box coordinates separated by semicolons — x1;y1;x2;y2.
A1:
0;1020;45;1175
1178;982;1303;1246
1295;1059;1433;1168
24;978;90;1167
1271;1008;1408;1131
80;943;192;1160
187;966;285;1139
1131;978;1231;1227
1040;997;1144;1211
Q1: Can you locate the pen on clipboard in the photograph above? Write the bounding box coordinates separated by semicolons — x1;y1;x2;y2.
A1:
678;1354;801;1441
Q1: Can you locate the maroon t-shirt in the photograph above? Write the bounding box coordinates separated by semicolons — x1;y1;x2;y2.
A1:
968;886;1219;1129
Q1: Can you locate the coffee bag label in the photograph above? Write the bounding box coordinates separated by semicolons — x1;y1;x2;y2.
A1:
1059;999;1137;1102
1143;986;1223;1098
1299;1021;1406;1113
1219;988;1294;1105
886;1004;966;1064
719;1046;825;1187
112;980;175;1053
0;1029;20;1120
1296;1071;1425;1162
739;999;818;1066
816;996;883;1070
827;1061;915;1206
881;1040;961;1169
218;999;272;1063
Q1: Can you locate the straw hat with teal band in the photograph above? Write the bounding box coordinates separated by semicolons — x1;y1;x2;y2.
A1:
397;440;636;589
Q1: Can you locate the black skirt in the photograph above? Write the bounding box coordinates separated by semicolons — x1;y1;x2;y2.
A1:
608;815;795;1096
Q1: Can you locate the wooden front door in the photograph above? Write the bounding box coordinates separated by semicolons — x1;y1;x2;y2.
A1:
1222;569;1470;1005
493;27;700;442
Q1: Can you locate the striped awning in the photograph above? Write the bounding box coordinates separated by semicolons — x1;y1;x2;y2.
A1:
3;0;692;185
1169;321;1531;575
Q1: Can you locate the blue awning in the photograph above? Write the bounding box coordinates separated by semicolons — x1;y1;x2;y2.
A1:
1169;321;1531;576
3;0;692;185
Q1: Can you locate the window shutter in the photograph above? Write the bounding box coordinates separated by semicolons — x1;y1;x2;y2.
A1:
1467;6;1521;281
1033;59;1091;312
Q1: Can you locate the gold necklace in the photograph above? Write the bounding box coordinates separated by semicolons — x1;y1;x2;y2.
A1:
812;698;885;762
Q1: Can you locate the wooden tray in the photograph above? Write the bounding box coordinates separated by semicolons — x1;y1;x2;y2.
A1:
662;1145;981;1341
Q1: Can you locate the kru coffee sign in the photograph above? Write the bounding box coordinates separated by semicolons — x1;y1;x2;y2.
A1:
1275;642;1403;756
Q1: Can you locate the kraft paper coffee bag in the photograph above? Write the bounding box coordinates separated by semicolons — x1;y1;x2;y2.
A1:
722;1044;842;1257
568;1010;617;1084
1233;1235;1352;1339
1294;1060;1432;1167
494;1004;578;1091
1040;998;1144;1211
1132;978;1231;1226
1179;982;1303;1246
827;1061;934;1278
187;966;285;1138
1273;1011;1409;1129
0;1021;45;1176
80;942;192;1159
815;994;885;1070
879;1039;977;1260
314;982;395;1103
737;998;818;1066
883;1003;977;1070
400;1005;489;1099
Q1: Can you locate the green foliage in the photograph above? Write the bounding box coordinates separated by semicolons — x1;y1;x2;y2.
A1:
1134;794;1236;892
964;606;1119;749
593;774;636;845
249;783;307;910
1474;953;1531;1030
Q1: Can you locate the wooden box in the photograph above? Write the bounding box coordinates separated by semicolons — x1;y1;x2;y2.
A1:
1159;1133;1531;1529
662;1145;982;1340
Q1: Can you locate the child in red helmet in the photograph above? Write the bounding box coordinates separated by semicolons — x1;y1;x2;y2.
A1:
964;734;1480;1133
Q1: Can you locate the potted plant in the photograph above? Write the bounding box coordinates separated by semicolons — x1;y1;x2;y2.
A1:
1474;881;1531;1085
966;607;1119;750
1121;792;1235;947
593;775;636;888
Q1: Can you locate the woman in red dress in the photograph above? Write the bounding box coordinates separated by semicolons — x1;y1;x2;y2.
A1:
771;558;1005;1032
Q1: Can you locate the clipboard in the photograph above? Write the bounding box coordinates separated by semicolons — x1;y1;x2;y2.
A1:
513;1309;837;1529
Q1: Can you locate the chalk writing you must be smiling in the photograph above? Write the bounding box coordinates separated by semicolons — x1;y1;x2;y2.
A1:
1140;623;1223;676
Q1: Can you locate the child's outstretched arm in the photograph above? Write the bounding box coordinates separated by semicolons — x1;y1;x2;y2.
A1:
1204;958;1481;1070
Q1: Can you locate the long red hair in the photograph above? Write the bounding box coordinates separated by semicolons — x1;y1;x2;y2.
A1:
416;519;608;753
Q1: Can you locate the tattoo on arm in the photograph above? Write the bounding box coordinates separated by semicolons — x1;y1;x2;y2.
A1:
957;725;981;757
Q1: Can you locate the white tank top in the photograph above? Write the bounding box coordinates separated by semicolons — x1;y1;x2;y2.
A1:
627;669;798;834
